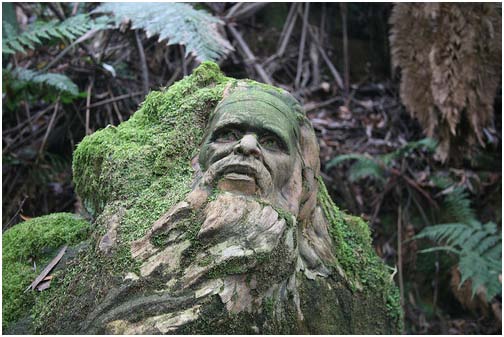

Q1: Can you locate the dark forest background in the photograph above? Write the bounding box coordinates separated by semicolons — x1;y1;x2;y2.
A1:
2;2;501;334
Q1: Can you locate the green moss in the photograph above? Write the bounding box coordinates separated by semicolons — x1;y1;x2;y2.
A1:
317;176;402;329
2;213;89;329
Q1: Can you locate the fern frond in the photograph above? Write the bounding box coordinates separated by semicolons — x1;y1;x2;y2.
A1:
11;68;79;96
93;2;233;62
326;153;372;168
440;187;476;224
2;14;109;55
348;159;387;183
326;153;386;183
382;137;437;165
416;220;502;301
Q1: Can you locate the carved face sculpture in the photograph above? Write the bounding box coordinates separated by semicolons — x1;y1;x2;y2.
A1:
199;88;303;213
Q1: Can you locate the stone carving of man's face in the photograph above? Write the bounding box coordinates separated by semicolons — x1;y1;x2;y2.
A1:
199;89;301;212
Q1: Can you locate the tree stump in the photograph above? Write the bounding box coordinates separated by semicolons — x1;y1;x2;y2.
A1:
7;62;402;334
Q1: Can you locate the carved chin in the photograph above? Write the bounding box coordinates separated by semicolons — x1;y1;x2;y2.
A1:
217;173;257;195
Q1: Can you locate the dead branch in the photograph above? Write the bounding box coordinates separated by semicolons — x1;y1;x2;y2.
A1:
227;25;272;85
37;97;60;162
135;30;150;94
85;81;93;135
306;25;344;90
295;3;310;89
340;3;350;96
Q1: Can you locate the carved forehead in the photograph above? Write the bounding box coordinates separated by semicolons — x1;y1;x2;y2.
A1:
209;86;304;142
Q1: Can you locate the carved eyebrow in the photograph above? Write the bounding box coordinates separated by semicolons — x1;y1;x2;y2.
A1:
210;123;245;139
211;121;290;152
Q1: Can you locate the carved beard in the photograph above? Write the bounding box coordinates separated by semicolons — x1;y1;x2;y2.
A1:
181;192;298;293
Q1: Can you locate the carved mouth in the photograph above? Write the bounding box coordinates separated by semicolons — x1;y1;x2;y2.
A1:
201;156;273;196
219;164;258;181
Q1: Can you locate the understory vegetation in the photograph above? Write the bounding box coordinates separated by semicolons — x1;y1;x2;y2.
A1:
2;2;501;334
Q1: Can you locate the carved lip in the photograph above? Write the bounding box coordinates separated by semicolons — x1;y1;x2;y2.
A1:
202;156;273;195
221;164;258;178
216;164;259;186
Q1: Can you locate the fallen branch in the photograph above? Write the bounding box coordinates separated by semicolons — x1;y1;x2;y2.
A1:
227;25;272;85
85;81;93;135
295;3;310;89
36;97;60;162
226;2;269;21
135;30;150;94
306;25;344;90
84;91;144;109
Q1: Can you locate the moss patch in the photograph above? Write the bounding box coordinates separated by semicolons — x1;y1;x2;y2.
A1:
317;176;402;329
2;213;89;329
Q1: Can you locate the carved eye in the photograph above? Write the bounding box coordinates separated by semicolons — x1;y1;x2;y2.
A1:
214;129;240;143
259;135;283;151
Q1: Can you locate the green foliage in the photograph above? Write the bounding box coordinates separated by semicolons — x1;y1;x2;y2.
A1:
326;138;437;184
2;14;109;55
439;187;476;224
2;213;90;328
414;220;501;301
94;2;233;61
8;67;79;97
327;153;386;183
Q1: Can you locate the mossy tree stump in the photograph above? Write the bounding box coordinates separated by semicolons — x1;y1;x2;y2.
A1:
3;62;402;334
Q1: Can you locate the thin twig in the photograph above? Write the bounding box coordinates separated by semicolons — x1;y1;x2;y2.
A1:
107;86;124;123
340;3;350;96
165;68;181;88
71;2;79;16
226;2;268;21
306;24;344;90
135;30;149;94
180;45;187;76
295;3;309;89
3;196;27;232
37;97;60;162
84;91;144;109
25;246;67;293
263;3;298;68
303;96;343;113
225;2;245;19
2;103;55;135
47;2;65;21
85;81;93;135
227;25;272;85
397;205;405;315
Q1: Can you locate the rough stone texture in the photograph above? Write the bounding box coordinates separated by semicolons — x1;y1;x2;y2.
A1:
5;62;402;334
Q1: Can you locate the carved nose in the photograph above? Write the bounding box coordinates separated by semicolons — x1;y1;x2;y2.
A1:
234;134;261;158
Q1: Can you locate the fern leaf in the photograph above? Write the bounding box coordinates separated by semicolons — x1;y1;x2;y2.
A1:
2;14;108;55
384;137;437;164
326;153;373;168
2;41;14;54
17;34;35;49
8;39;26;54
93;2;233;62
477;235;500;255
440;187;476;224
326;153;386;183
349;159;387;183
11;68;79;96
416;220;502;301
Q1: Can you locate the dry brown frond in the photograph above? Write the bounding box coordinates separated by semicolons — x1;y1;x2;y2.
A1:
390;3;501;163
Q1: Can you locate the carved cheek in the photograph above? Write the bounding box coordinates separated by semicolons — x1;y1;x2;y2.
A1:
264;151;295;187
206;143;235;166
